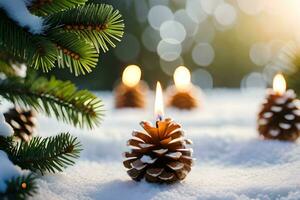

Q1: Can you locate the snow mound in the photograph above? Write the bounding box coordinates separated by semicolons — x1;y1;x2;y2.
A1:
0;0;44;34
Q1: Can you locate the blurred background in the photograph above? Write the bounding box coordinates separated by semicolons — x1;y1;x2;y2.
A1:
49;0;300;90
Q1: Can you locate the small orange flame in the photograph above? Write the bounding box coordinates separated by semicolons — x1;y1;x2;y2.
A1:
155;82;164;121
122;65;141;87
273;73;286;95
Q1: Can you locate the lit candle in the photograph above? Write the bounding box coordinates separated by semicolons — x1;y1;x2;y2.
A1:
123;82;194;183
257;73;300;141
154;82;164;121
115;65;147;108
167;66;200;110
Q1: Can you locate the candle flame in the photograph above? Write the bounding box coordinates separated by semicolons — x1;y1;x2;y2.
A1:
122;65;141;87
273;73;286;95
155;82;164;121
173;66;191;91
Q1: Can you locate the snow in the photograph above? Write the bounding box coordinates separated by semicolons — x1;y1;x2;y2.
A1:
0;0;44;34
2;89;298;200
0;113;13;136
0;151;27;192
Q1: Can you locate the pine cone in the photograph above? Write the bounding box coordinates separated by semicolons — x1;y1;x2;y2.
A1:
4;107;37;142
169;92;198;110
123;118;194;183
258;90;300;141
167;86;199;110
115;82;147;108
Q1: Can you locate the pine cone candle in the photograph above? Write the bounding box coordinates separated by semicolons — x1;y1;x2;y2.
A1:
258;89;300;141
168;66;200;110
115;82;146;108
4;107;37;142
115;65;147;108
123;118;194;183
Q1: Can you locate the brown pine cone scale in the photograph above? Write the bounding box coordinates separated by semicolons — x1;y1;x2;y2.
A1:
123;118;194;183
258;89;300;141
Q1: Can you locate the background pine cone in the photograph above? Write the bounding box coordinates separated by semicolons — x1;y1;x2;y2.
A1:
258;90;300;141
4;107;37;142
115;82;147;108
123;118;194;183
169;92;198;110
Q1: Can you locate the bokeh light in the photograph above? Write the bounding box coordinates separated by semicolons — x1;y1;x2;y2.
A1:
191;68;213;89
160;57;184;76
214;3;237;27
201;0;224;15
160;20;186;44
148;5;173;30
249;43;271;66
157;40;182;61
185;0;207;24
142;26;161;52
174;9;198;37
237;0;265;16
241;72;267;91
192;43;215;67
134;0;149;23
115;33;140;62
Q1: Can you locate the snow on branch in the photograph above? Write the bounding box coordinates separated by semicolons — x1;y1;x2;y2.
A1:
0;0;44;34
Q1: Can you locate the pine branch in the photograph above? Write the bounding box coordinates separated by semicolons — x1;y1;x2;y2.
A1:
6;133;81;174
48;31;99;76
0;76;103;129
29;0;87;16
0;10;57;73
0;136;14;152
46;4;125;53
0;174;37;200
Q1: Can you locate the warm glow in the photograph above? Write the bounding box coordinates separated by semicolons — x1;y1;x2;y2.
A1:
122;65;141;87
273;73;286;95
173;66;191;91
155;82;164;121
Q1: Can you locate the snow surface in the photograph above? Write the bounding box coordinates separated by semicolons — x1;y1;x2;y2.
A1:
0;151;28;192
0;0;44;34
2;89;299;200
0;113;13;137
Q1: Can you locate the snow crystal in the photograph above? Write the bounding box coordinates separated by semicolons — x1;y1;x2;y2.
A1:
9;90;299;200
140;155;156;164
0;0;44;34
0;113;13;137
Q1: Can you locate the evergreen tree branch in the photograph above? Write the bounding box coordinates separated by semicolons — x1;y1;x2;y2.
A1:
29;0;87;16
0;10;57;73
48;31;99;76
46;4;124;53
6;133;81;174
0;77;103;129
0;174;37;200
